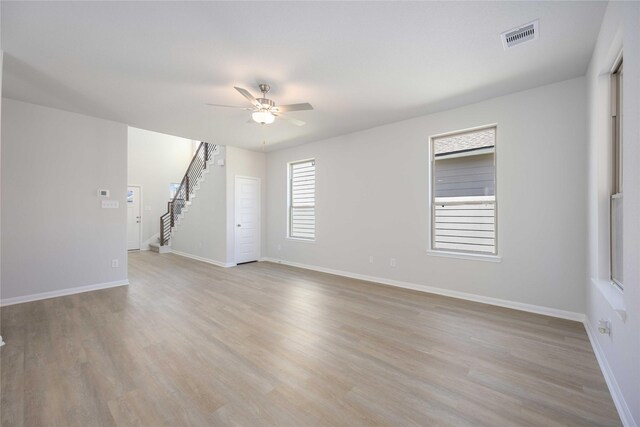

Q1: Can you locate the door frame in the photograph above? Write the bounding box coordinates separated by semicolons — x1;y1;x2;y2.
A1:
234;175;261;264
127;184;143;251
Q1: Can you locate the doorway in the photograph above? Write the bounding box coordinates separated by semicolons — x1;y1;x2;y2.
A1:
127;185;142;250
234;176;260;264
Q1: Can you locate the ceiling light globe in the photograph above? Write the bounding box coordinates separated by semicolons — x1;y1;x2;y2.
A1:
252;111;275;125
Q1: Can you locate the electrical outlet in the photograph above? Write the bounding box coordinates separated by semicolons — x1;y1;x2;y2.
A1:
598;319;611;335
111;259;119;268
369;256;374;264
390;258;397;267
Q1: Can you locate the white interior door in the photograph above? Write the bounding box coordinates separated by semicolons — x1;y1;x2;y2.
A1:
235;177;260;264
127;186;141;250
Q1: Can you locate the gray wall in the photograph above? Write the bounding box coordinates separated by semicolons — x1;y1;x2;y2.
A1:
585;2;640;424
1;99;128;301
266;77;587;314
1;49;4;342
170;145;267;266
127;127;194;249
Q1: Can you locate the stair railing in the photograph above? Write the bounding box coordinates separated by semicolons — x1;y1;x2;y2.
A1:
160;142;216;245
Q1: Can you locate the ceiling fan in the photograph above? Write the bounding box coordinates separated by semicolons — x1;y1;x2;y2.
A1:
206;83;313;126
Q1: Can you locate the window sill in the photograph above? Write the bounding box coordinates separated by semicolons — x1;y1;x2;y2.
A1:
286;237;316;244
426;250;502;263
591;278;626;322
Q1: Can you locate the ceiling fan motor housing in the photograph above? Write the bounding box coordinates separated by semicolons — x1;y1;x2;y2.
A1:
257;98;275;109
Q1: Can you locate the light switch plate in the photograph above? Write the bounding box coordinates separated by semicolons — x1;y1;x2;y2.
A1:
101;200;119;209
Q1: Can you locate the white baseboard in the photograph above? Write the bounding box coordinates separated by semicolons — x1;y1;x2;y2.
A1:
171;250;235;268
584;320;636;427
261;258;584;322
0;279;130;307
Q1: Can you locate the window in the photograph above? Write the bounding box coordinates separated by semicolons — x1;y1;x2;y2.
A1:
169;182;180;200
430;126;497;255
611;58;623;289
288;159;316;240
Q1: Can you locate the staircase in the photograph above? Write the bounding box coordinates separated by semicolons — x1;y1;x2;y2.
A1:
150;141;216;253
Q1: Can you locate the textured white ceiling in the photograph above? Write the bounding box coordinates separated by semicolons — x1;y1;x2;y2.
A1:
1;1;606;151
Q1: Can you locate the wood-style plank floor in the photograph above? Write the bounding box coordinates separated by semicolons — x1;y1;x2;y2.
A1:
1;251;620;426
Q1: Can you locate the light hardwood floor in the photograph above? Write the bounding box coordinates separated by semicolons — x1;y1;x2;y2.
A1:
1;251;620;426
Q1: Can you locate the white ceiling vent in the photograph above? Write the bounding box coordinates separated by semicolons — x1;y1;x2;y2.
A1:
501;20;539;50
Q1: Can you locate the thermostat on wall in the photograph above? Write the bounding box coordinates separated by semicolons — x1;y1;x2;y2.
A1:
98;189;110;197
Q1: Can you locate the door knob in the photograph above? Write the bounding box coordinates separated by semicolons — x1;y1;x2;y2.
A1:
237;224;241;227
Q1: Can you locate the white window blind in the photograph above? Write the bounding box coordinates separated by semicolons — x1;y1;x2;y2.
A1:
431;127;497;255
289;159;315;240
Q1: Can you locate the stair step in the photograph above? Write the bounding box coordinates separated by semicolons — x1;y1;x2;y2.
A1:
149;242;172;254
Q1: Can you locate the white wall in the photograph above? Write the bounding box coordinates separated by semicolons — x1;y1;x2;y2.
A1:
1;98;128;302
266;77;587;315
585;2;640;425
171;146;227;265
226;146;267;264
127;127;194;249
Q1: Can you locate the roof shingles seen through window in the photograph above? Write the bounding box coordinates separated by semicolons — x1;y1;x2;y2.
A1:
434;128;495;156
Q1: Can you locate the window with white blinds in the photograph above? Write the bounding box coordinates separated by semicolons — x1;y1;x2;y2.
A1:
610;59;623;290
288;159;316;240
431;127;497;255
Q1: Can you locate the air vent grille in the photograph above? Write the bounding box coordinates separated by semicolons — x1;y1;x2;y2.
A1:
501;20;539;50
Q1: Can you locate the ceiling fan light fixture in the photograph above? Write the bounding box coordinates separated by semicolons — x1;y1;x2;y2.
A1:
252;110;275;124
207;84;313;126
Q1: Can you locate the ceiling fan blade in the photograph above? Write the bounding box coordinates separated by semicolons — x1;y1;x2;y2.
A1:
273;113;305;127
274;103;313;113
205;103;252;110
234;86;262;108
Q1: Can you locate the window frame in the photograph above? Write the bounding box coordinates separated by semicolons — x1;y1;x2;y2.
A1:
287;158;316;241
428;124;499;259
610;56;623;290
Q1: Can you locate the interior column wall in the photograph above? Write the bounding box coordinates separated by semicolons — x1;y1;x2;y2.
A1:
170;146;228;265
225;146;267;265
